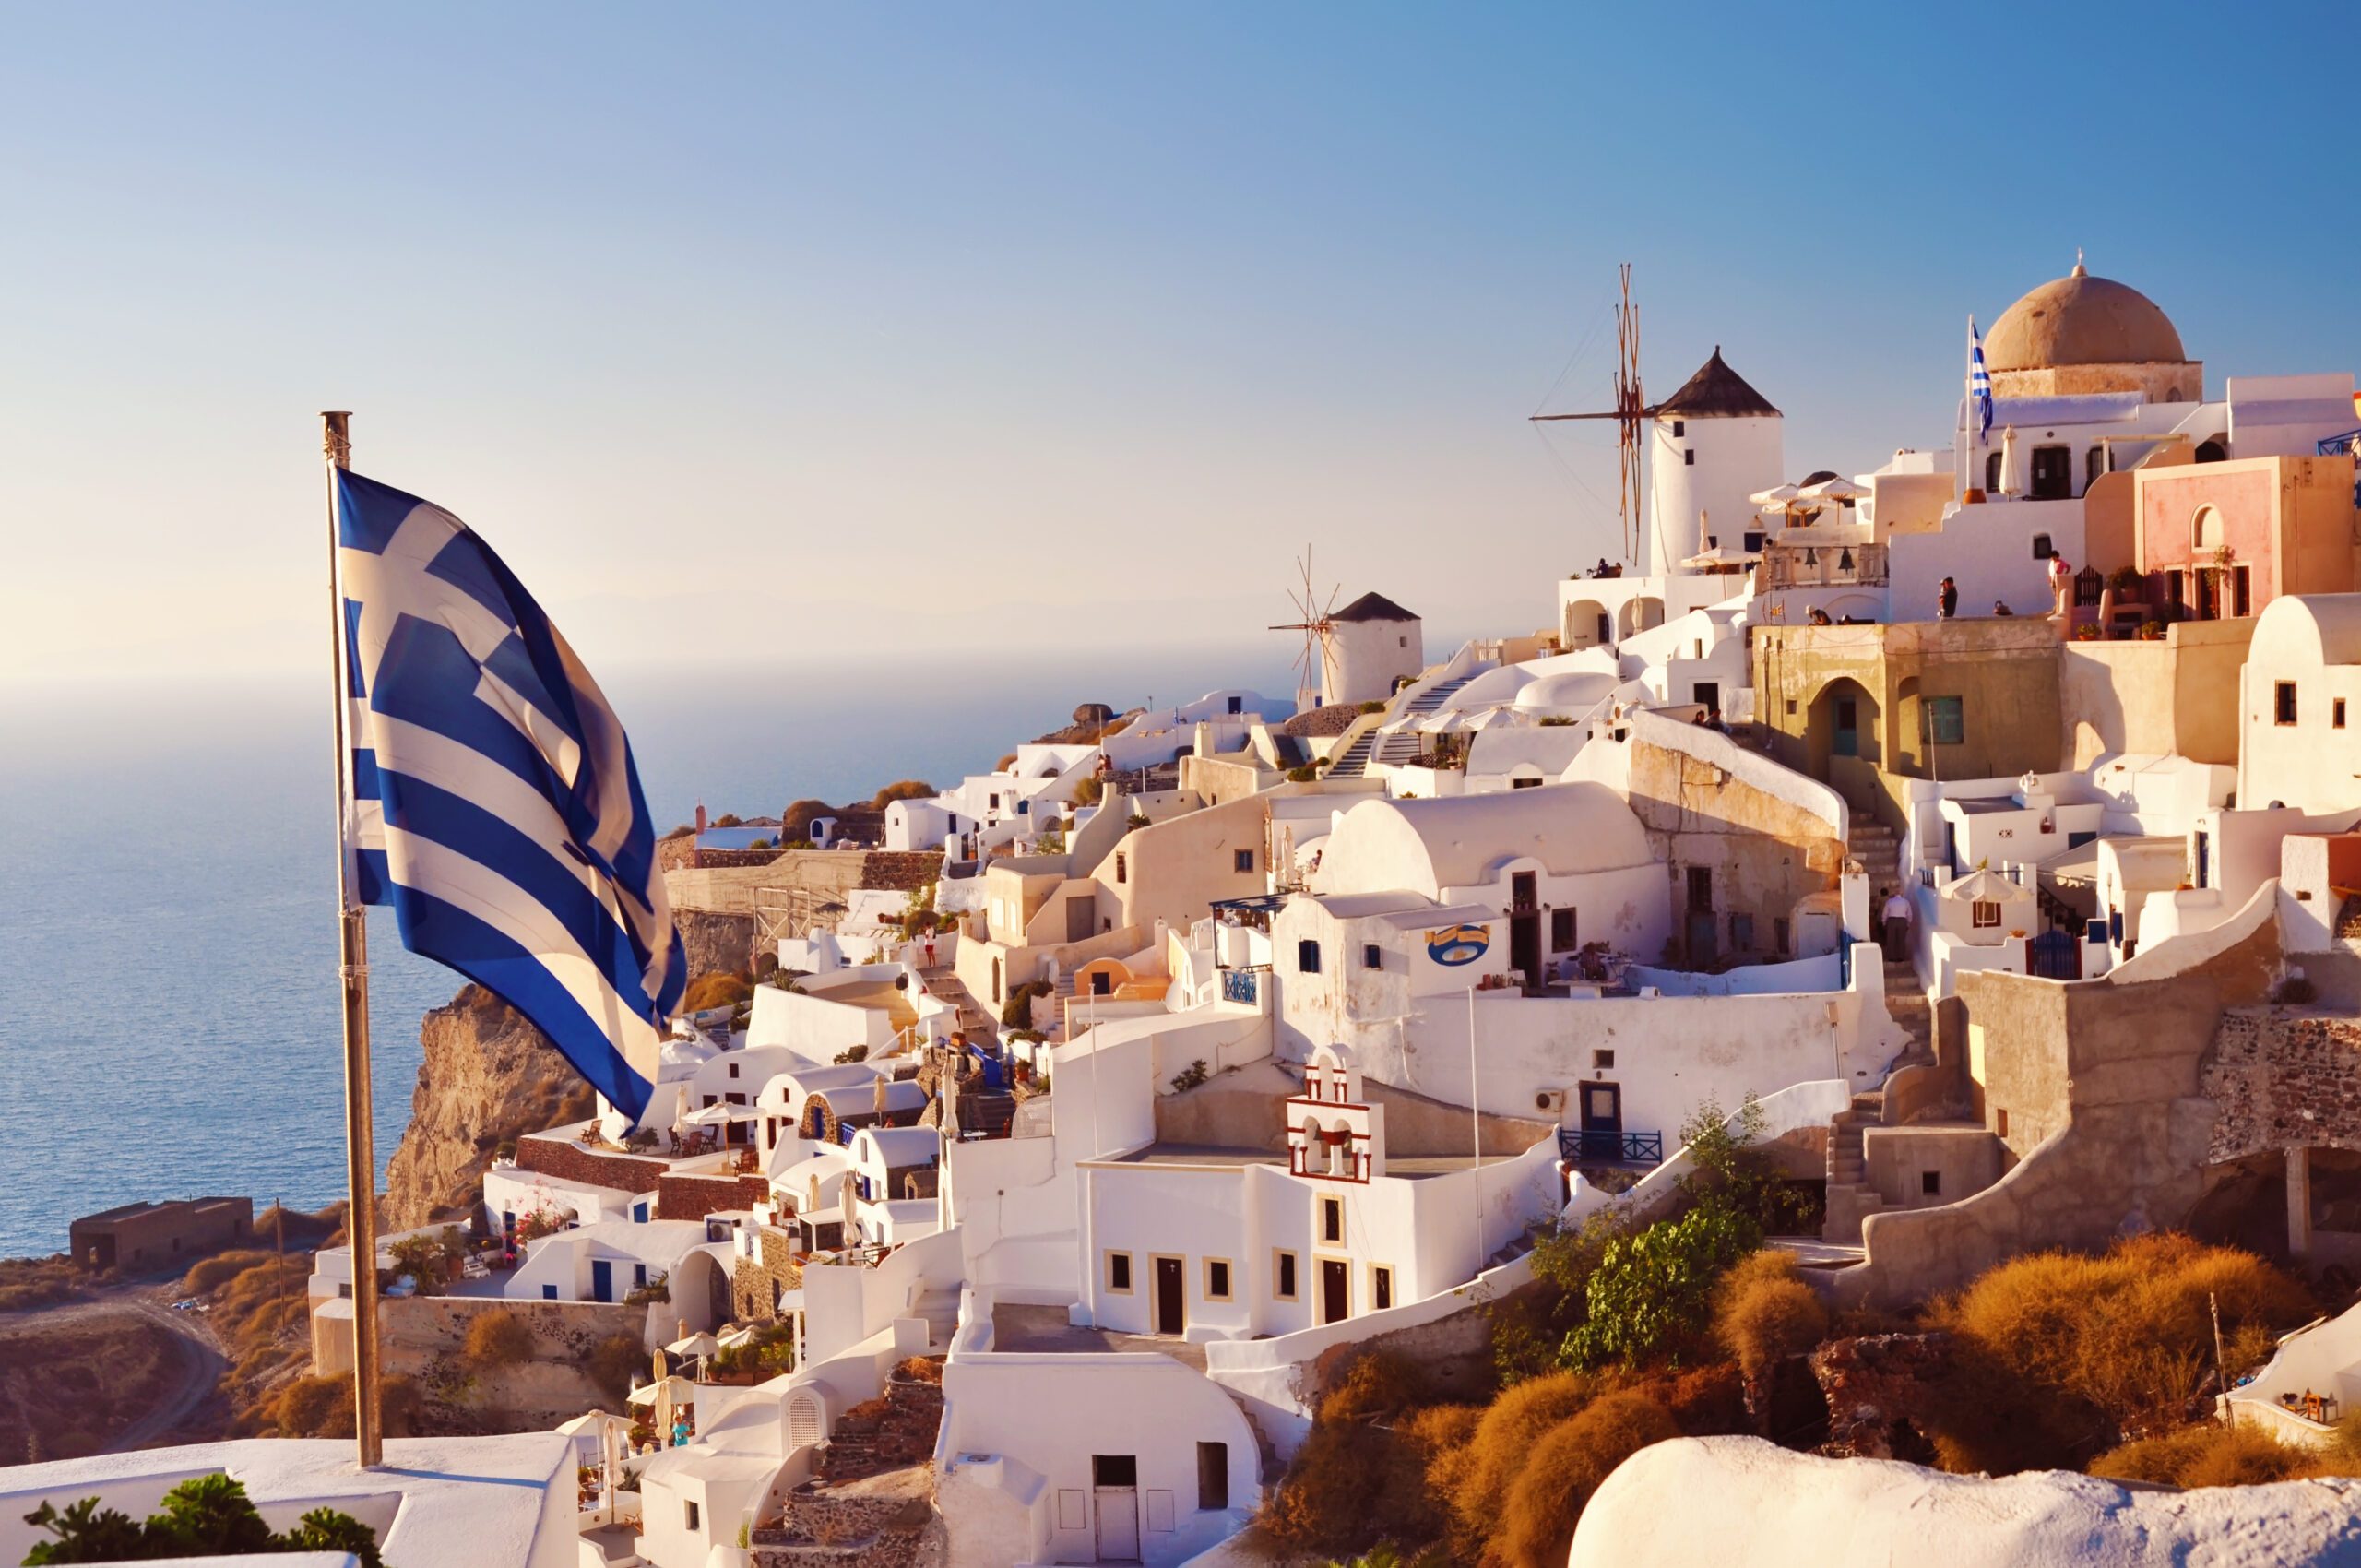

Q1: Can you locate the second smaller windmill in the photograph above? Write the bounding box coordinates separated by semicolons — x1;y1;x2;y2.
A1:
1269;549;1343;714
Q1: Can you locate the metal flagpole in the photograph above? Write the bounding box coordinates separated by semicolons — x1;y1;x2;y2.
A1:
323;410;384;1468
1467;985;1482;1239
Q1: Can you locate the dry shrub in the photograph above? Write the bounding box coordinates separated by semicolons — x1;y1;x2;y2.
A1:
1495;1392;1678;1568
2090;1420;2361;1487
1712;1251;1828;1383
682;971;753;1011
895;1356;944;1384
181;1249;279;1297
1321;1350;1432;1426
464;1308;534;1368
1645;1362;1749;1435
1933;1234;2313;1442
1403;1403;1483;1455
1432;1370;1600;1542
1261;1352;1453;1556
273;1374;351;1438
270;1372;420;1441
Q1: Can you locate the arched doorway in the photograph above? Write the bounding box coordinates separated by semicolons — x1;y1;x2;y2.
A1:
670;1247;730;1334
1564;599;1609;650
1806;677;1880;804
1617;597;1666;640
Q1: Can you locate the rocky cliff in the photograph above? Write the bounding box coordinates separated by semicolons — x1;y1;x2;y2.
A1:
382;985;596;1229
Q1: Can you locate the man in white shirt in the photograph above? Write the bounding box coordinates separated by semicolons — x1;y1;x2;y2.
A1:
1881;887;1915;962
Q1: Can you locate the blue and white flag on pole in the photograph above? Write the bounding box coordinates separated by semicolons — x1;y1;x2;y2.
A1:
335;469;683;1121
1969;316;1995;442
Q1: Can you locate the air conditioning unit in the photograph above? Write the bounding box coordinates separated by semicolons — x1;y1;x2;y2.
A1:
1534;1088;1569;1116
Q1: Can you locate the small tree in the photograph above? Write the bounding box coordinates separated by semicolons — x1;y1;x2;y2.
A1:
1561;1204;1760;1370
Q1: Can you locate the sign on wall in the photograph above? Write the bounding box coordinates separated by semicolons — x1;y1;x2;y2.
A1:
1425;922;1491;967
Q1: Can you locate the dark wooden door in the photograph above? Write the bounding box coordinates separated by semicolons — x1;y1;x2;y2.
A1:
1511;914;1540;988
1321;1258;1349;1324
1154;1256;1184;1335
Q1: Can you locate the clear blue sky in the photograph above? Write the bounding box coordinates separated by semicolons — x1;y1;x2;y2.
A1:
3;1;2353;685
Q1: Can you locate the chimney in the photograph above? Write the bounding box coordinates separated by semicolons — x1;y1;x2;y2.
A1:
694;802;707;833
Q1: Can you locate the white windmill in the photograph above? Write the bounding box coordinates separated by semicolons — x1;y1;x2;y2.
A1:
1268;548;1343;714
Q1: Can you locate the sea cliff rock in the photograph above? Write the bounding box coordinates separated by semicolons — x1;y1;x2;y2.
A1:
382;985;595;1229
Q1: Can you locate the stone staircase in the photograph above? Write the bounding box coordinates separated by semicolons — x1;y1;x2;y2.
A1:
1847;816;1901;894
1327;672;1481;777
1822;1091;1890;1242
919;964;999;1046
1846;817;1933;1062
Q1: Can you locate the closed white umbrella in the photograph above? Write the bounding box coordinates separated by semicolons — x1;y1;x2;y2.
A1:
1997;426;2022;496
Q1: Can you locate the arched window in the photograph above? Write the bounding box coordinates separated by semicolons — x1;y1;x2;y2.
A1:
2194;505;2224;551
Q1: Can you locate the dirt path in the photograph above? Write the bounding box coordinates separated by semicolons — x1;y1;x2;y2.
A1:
0;1281;229;1454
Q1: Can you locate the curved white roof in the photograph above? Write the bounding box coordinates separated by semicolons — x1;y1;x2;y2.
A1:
1446;663;1534;707
1315;783;1653;898
855;1126;942;1166
2253;593;2361;672
1514;670;1618;714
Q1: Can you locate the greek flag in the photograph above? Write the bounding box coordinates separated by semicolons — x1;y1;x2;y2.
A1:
1969;316;1995;441
336;469;683;1121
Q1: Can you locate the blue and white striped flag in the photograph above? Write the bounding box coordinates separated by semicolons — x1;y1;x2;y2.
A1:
336;469;684;1122
1969;315;1994;442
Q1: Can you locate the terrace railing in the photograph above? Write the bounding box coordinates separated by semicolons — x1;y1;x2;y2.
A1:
1558;1128;1666;1165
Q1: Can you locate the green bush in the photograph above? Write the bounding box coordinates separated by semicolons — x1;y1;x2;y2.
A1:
588;1334;646;1401
1562;1205;1760;1370
1001;980;1054;1028
25;1472;382;1566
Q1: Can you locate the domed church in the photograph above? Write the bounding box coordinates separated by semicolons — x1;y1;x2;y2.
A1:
1983;257;2202;404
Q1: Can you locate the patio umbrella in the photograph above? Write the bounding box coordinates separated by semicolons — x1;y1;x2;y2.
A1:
1748;483;1803;506
671;1084;690;1130
683;1101;755;1126
1997;426;2022;495
1797;477;1866;508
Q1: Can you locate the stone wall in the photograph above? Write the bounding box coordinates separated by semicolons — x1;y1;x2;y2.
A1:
733;1226;806;1322
680;908;760;978
668;851;944;918
2204;1008;2361;1164
817;1372;945;1483
514;1135;668;1196
657;1173;770;1222
1833;887;2284;1307
373;1293;647;1431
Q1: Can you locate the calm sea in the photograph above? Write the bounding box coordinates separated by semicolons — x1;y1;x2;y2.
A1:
0;649;1285;1257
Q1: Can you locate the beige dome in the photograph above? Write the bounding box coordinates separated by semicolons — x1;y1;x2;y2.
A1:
1985;264;2186;371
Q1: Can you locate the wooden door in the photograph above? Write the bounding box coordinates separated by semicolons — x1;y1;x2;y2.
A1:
1153;1256;1185;1335
1321;1258;1349;1324
590;1259;612;1303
